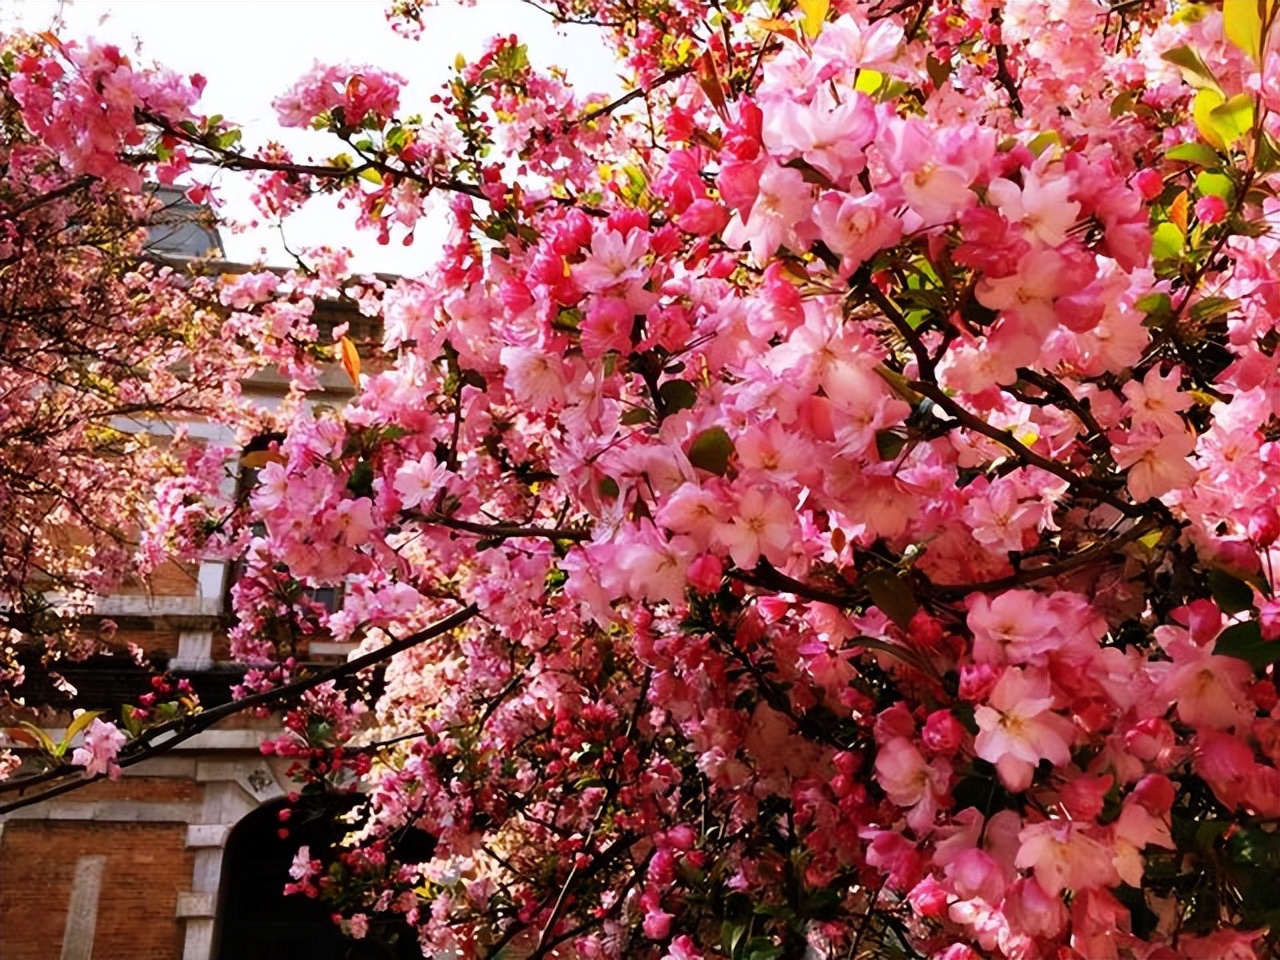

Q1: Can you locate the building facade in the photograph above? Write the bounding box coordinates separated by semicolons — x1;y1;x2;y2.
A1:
0;200;380;959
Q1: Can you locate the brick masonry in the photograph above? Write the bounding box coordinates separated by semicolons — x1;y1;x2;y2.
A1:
0;821;193;960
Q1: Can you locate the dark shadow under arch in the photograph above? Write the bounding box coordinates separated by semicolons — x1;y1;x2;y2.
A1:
215;797;413;960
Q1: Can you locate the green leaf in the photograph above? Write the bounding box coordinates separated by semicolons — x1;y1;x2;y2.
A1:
1151;222;1185;260
721;919;748;959
1258;131;1280;173
620;407;652;426
1135;292;1173;316
1028;130;1061;157
347;459;374;498
1161;45;1222;91
658;379;698;415
1196;170;1235;200
862;569;918;629
745;943;784;960
1214;621;1278;668
1208;568;1256;614
688;427;735;476
1227;825;1280;869
1166;142;1221;167
1190;296;1237;322
875;429;906;461
120;704;143;737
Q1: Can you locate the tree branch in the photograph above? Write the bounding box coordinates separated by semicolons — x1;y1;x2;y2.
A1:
0;603;479;810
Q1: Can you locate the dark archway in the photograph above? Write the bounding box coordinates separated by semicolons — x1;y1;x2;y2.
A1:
215;798;408;960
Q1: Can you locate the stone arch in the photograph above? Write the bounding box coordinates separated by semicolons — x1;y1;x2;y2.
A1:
212;793;424;960
213;795;356;960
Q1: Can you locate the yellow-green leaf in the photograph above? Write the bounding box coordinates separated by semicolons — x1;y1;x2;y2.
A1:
62;710;103;748
1209;92;1256;148
798;0;829;39
1193;89;1253;150
1224;0;1272;61
1152;221;1185;259
1028;130;1062;157
854;68;884;96
1194;88;1228;149
18;721;57;756
1196;170;1235;200
1166;141;1221;166
1161;45;1222;91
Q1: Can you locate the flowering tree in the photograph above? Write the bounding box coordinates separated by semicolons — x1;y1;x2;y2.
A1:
0;33;340;776
0;36;246;704
8;0;1280;957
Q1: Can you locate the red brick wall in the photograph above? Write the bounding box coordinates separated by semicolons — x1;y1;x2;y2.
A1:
0;821;193;960
53;776;203;805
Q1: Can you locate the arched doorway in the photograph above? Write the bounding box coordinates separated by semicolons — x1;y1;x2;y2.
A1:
214;798;406;960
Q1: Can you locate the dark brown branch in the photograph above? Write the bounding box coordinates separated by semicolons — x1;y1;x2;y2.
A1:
0;604;479;809
989;10;1024;117
424;514;591;543
931;514;1168;598
572;65;694;128
908;380;1140;516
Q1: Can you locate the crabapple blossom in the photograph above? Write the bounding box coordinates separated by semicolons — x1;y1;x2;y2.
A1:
10;2;1280;958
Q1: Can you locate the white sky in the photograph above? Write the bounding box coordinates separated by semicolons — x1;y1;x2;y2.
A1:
4;0;622;274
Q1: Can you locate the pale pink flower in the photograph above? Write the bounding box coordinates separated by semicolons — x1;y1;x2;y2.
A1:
811;191;902;276
723;161;814;261
1112;426;1197;501
330;497;375;547
762;89;875;186
715;485;798;569
1155;633;1253;732
1122;366;1191;435
393;454;450;510
574;228;650;293
1015;820;1119;896
289;845;316;882
986;169;1080;248
966;590;1052;665
874;736;950;832
500;346;568;409
973;667;1075;791
976;248;1074;333
70;718;127;780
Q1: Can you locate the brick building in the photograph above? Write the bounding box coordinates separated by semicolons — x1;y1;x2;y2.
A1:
0;197;381;960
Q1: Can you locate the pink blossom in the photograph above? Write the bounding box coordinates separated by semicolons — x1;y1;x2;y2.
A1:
974;667;1075;791
986;168;1081;248
722;161;814;260
1112;426;1197;501
811;191;902;276
70;718;127;780
393;455;450;510
715;485;797;570
1015;820;1118;896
